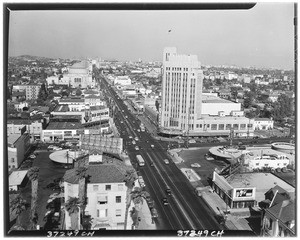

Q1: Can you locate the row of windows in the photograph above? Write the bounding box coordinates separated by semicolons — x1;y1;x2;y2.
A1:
95;209;122;218
92;184;123;191
194;123;253;130
165;67;189;71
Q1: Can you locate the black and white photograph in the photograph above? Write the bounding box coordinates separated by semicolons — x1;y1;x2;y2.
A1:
3;1;296;237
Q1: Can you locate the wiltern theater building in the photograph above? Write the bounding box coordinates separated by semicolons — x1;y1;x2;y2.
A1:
159;47;254;137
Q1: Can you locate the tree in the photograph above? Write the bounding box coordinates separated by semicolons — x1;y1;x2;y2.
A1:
130;187;147;212
65;197;80;230
75;167;88;214
75;88;82;96
27;166;39;230
10;196;29;227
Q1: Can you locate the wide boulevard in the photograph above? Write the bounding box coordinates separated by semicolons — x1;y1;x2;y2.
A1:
100;76;224;231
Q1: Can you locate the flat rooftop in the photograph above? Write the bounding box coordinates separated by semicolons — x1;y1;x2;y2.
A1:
46;121;82;130
9;170;28;186
226;172;295;202
202;95;234;104
7;134;21;145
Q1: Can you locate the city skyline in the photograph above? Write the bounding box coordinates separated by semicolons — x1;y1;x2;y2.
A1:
8;3;294;70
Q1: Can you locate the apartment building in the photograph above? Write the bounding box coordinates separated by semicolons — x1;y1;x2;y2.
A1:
63;163;127;230
26;84;41;100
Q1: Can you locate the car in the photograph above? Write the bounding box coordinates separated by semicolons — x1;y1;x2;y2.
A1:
205;154;214;161
150;144;154;148
135;137;139;141
165;188;172;195
53;147;63;151
189;139;196;144
148;200;154;209
138;176;145;187
125;116;128;118
162;197;169;206
135;146;140;151
132;140;136;145
151;208;158;218
137;129;140;132
129;136;133;139
29;154;36;159
164;159;169;164
47;145;55;150
150;161;154;167
191;163;201;168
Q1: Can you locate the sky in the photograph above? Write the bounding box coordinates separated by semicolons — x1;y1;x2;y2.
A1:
8;2;295;70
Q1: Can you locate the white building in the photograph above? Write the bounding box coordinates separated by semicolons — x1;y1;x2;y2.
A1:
159;47;254;137
254;118;274;130
114;76;131;86
26;84;41;100
46;61;95;88
63;163;127;230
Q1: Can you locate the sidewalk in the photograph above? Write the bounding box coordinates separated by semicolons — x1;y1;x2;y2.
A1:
126;180;157;230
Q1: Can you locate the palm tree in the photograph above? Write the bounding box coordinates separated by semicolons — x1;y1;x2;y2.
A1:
10;196;29;227
27;166;39;230
75;166;88;226
130;187;147;212
65;197;80;230
124;168;137;229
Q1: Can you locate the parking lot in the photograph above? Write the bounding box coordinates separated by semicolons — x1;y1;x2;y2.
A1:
175;147;229;187
17;149;67;229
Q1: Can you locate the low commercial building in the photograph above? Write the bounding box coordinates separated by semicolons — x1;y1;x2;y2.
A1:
114;76;131;85
254;118;274;130
212;171;295;209
63;162;127;230
42;122;82;142
7;119;44;141
8;133;30;170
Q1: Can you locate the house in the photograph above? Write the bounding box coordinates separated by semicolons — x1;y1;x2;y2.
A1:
261;186;295;236
9;170;29;191
63;162;128;230
7;133;31;170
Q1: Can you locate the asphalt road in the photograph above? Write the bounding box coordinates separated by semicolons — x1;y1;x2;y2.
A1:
100;76;224;230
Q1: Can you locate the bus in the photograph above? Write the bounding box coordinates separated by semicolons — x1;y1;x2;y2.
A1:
136;155;145;166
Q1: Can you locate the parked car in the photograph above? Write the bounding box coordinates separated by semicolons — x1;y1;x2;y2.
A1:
189;139;196;144
150;161;154;167
29;154;36;159
135;146;140;151
132;140;136;145
191;163;201;168
205;154;214;161
135;137;139;141
150;144;154;148
164;159;169;164
151;208;158;218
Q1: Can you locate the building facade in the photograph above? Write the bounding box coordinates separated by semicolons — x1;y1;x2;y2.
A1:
26;84;41;100
159;48;254;137
8;133;30;170
63;164;127;230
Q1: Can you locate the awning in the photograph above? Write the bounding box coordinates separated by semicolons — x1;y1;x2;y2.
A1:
97;195;107;202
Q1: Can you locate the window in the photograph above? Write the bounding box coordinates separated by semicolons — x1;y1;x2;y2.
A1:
218;124;225;130
116;209;122;217
105;185;111;191
211;124;217;130
93;185;99;191
118;184;123;191
85;197;88;204
116;196;121;203
233;124;239;130
11;158;15;163
226;124;231;130
240;124;246;130
256;163;259;166
98;195;108;204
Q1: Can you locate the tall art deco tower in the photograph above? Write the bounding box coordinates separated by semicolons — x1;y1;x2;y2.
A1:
160;47;204;135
